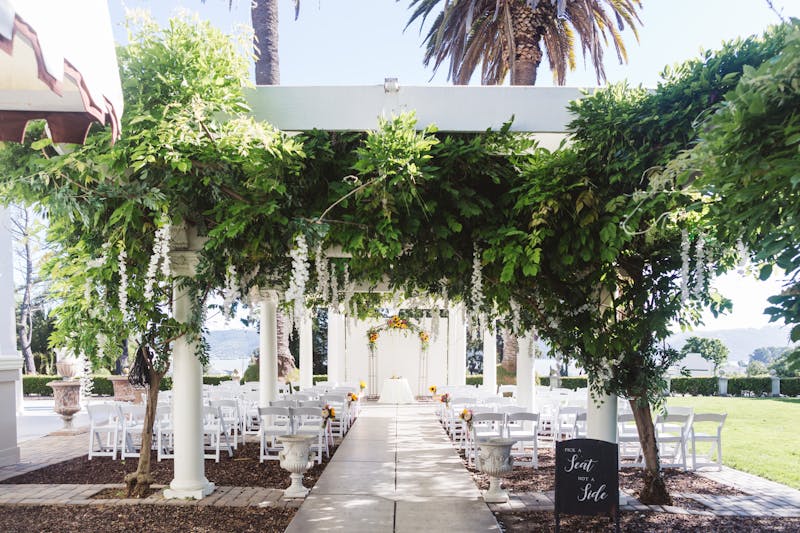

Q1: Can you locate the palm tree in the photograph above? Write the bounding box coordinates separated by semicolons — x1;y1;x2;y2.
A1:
406;0;642;85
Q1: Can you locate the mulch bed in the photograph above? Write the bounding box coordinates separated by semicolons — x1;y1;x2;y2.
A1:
0;504;295;533
496;511;800;532
0;441;337;490
460;448;745;500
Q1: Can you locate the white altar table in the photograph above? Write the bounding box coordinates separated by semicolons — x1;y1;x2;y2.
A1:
378;378;415;404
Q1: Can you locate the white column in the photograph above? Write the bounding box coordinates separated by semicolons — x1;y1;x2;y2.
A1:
516;332;536;414
482;324;497;394
327;311;345;385
165;230;213;500
298;311;313;389
447;303;467;386
0;207;21;466
586;376;618;443
258;290;279;407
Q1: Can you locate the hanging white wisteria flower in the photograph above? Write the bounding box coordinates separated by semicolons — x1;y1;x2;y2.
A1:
79;351;94;404
315;242;329;305
286;234;310;326
431;310;440;341
736;238;750;274
222;264;238;317
118;246;128;319
144;218;172;300
342;263;354;313
330;262;340;310
680;229;690;304
509;299;521;335
470;245;485;334
693;232;706;299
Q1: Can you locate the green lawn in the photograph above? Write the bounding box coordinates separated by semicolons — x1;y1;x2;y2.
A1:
667;396;800;489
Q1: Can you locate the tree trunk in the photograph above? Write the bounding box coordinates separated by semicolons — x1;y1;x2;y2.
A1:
629;398;672;505
125;370;162;498
500;328;518;374
251;0;280;85
508;0;544;85
13;208;36;374
276;310;297;379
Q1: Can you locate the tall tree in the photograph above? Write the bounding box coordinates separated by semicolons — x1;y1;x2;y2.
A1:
406;0;642;85
681;336;730;375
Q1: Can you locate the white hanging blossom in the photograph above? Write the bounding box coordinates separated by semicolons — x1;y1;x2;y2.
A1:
315;242;329;305
79;351;94;404
510;299;521;335
342;263;353;313
693;232;706;299
118;246;128;318
144;219;172;300
470;245;485;335
431;310;440;341
736;238;749;273
222;264;238;317
680;229;691;304
286;234;310;326
330;262;340;310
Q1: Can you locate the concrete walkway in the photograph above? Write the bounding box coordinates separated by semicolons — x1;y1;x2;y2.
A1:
285;403;500;533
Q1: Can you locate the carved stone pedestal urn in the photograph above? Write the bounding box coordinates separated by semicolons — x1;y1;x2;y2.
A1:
47;380;82;431
478;438;516;503
277;434;314;498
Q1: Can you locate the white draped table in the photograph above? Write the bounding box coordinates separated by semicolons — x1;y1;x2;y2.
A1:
377;378;415;404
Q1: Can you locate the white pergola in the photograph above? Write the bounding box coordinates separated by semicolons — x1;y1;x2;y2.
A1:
164;82;620;499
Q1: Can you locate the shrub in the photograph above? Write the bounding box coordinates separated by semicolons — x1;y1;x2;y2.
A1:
242;363;258;383
781;377;800;396
727;377;771;396
22;375;56;395
313;374;328;384
466;375;483;386
669;377;717;396
203;375;233;386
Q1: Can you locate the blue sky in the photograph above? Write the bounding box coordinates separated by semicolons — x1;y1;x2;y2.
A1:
108;0;796;333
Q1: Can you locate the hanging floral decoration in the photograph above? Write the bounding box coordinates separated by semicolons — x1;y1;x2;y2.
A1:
286;233;310;327
315;242;329;305
469;244;485;336
117;245;128;319
693;232;706;299
321;404;336;423
440;392;451;405
366;315;431;355
459;407;474;429
144;217;172;300
428;384;437;395
679;229;691;304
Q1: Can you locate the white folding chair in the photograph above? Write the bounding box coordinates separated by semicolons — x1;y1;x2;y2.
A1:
617;413;644;467
202;405;233;462
292;406;329;463
120;404;146;459
155;404;174;462
656;413;693;471
469;412;505;467
210;399;241;449
690;413;726;471
259;406;292;462
505;411;539;468
87;403;120;460
554;406;586;441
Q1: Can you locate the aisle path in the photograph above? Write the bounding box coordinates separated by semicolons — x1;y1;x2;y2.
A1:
285;403;500;533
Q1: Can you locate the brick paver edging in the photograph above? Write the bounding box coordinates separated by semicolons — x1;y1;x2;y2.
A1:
0;484;302;509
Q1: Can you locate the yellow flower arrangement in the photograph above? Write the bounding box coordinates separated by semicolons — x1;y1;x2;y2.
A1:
459;408;474;427
359;380;366;390
321;404;336;421
387;315;409;329
419;331;430;343
428;385;437;395
440;392;450;404
347;391;358;403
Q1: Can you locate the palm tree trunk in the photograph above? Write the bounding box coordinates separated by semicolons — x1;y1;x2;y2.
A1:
276;310;297;379
629;398;672;505
509;0;545;85
125;369;162;498
500;328;517;374
251;0;280;85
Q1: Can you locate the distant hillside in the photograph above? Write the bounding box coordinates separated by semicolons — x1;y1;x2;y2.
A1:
206;329;259;360
666;325;795;362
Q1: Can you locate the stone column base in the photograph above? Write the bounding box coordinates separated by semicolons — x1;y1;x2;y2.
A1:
0;444;20;467
164;480;215;500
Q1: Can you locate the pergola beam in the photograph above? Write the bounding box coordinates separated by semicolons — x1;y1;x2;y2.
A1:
247;84;586;145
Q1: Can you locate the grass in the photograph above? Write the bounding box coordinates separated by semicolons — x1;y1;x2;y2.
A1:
667;396;800;489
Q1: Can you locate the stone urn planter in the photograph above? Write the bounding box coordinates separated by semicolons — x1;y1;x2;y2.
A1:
108;375;146;403
55;348;80;379
47;380;82;431
277;434;315;498
477;438;516;503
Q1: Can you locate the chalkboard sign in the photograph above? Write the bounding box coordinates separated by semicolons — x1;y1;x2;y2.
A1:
555;438;619;532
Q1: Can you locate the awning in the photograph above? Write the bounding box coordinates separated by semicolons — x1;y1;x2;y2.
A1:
0;0;123;144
